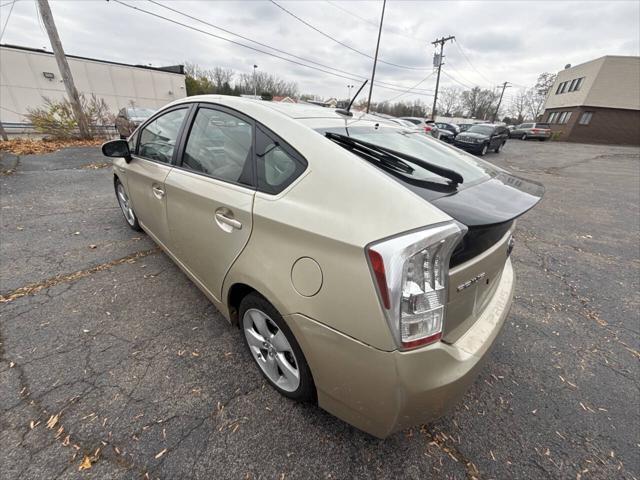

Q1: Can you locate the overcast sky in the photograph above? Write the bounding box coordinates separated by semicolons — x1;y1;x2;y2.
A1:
2;0;639;105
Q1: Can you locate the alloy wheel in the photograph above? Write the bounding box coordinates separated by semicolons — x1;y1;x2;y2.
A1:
243;308;300;392
116;182;136;226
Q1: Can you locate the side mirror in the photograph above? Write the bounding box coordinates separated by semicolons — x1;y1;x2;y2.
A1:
102;139;132;163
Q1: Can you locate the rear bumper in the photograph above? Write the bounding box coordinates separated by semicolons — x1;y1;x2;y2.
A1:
286;258;515;438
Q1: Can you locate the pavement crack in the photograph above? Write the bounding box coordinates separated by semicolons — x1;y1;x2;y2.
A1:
423;427;482;479
0;247;160;304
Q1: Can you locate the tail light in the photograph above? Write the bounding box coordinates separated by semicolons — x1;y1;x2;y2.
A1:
424;125;433;132
532;129;540;134
366;222;465;350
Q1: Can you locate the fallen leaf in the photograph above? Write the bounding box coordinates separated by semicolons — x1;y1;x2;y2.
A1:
78;455;92;471
46;414;59;429
155;448;167;459
89;245;97;249
9;361;14;368
73;232;81;235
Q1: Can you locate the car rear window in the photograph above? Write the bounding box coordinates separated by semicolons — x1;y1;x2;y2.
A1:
319;125;496;186
535;123;550;129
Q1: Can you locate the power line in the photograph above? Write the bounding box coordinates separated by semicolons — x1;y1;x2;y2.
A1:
269;0;430;71
379;71;436;103
453;39;495;85
111;0;434;98
441;70;475;90
146;0;433;94
324;0;426;44
0;0;16;41
0;0;18;9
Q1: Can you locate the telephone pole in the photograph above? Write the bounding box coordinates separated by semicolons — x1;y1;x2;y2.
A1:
492;81;512;122
366;0;386;113
430;35;455;120
37;0;91;138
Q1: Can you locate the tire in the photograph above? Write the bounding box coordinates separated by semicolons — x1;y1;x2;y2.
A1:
240;292;316;402
521;133;527;140
495;141;504;153
538;138;547;142
479;143;488;156
114;178;142;231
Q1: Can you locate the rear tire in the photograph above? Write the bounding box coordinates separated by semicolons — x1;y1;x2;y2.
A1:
240;292;316;402
479;143;488;156
538;138;547;142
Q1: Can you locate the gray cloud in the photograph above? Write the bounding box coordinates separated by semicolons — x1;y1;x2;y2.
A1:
2;0;638;103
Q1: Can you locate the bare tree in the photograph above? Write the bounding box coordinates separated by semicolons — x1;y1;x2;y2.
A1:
437;87;462;117
211;67;234;89
525;72;557;121
237;71;298;98
509;89;528;123
461;87;498;120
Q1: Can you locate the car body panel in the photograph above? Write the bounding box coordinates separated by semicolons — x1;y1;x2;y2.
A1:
285;258;514;438
165;168;255;302
124;157;173;247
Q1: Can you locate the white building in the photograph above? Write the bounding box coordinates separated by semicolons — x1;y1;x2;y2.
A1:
0;44;187;125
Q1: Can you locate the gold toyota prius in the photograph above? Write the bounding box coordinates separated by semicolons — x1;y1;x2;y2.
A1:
101;95;543;438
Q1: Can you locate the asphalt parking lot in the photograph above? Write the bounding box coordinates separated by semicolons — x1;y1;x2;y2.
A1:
1;139;638;480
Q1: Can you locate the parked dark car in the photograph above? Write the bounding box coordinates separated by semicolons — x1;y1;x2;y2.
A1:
115;107;156;139
438;129;455;143
453;124;509;156
457;123;475;133
509;122;551;141
435;122;460;136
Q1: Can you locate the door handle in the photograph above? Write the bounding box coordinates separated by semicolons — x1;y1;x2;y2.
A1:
152;185;165;199
215;212;242;230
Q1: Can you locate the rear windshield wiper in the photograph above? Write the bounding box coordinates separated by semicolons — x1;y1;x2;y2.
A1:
325;133;414;175
325;132;464;186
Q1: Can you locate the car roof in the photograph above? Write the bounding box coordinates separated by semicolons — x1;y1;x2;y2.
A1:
167;94;406;130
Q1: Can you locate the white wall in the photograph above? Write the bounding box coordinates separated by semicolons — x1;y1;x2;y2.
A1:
0;46;187;123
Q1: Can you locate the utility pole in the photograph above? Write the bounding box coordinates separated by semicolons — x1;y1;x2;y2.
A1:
366;0;386;113
430;35;455;120
253;64;258;98
37;0;91;138
492;81;511;122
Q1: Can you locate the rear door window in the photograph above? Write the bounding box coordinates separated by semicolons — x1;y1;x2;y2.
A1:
181;107;254;186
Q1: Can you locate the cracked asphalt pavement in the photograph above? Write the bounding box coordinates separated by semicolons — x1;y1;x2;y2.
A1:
1;141;638;479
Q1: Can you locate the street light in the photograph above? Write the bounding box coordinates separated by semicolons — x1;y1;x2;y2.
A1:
347;84;354;100
253;64;258;98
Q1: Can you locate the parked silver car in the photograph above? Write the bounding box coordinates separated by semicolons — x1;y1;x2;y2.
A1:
509;122;551;141
399;117;440;139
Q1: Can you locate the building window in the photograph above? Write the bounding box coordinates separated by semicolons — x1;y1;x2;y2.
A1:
568;78;578;92
558;111;572;124
548;112;558;123
578;112;593;125
573;77;584;91
555;82;565;94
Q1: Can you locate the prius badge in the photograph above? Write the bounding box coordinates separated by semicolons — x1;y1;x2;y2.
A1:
457;272;486;292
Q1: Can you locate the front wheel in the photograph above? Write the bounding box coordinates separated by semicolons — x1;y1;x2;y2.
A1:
521;133;527;140
115;178;142;231
479;143;488;156
240;293;315;401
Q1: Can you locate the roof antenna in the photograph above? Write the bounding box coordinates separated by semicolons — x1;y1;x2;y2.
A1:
336;79;368;117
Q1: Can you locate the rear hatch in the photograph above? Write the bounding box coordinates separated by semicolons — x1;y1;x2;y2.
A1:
321;125;544;342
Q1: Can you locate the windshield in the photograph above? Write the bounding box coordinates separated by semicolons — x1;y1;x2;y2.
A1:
127;108;155;118
466;125;494;135
319;125;495;185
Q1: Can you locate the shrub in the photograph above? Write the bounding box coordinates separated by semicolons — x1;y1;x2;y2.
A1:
26;94;115;139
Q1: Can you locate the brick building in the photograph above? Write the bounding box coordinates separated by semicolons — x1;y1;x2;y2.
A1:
541;56;640;145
